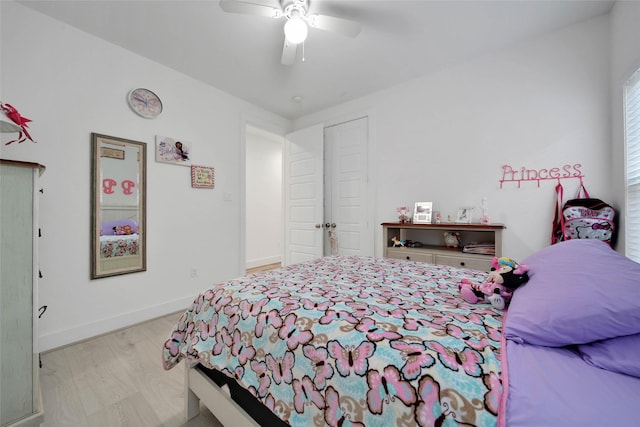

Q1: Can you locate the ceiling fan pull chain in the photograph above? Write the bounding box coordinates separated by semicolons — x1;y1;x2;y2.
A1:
302;41;305;62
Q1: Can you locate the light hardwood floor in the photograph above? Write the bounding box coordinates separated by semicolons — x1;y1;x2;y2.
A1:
245;262;280;274
40;263;281;427
40;313;222;427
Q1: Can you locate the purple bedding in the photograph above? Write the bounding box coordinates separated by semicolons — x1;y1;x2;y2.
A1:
501;340;640;426
499;239;640;426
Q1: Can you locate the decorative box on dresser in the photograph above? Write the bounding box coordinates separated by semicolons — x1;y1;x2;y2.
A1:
1;160;45;427
382;222;505;272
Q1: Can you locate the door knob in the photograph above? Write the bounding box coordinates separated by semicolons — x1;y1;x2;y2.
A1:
325;223;331;228
315;224;322;228
331;223;336;228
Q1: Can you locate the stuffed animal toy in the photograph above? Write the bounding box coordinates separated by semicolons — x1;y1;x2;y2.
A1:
391;237;406;247
114;224;133;235
443;232;462;248
459;257;529;309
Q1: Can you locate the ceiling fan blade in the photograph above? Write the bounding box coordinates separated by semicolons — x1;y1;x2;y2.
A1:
307;14;361;38
281;39;298;65
219;0;282;18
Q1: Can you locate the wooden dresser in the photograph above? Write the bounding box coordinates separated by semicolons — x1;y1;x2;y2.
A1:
382;222;505;272
0;160;45;427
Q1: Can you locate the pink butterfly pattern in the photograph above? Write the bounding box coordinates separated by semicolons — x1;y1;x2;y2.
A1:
162;255;504;427
302;344;334;389
427;341;484;377
231;329;256;366
319;309;358;325
483;371;502;415
250;360;271;397
415;375;474;426
239;298;268;319
390;340;435;380
254;309;282;338
366;365;417;414
278;313;314;351
328;340;375;377
324;386;365;427
292;375;325;413
355;318;402;342
265;351;295;385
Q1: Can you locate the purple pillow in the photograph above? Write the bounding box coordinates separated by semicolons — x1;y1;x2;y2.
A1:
504;239;640;346
577;334;640;378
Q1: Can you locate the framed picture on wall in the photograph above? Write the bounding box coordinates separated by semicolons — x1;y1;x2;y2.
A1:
455;207;474;223
155;135;192;166
191;165;215;188
413;202;433;224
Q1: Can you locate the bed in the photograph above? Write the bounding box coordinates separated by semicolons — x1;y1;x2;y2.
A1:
99;219;140;270
163;239;640;426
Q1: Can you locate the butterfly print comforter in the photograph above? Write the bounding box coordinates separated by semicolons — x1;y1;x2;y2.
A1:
163;255;503;426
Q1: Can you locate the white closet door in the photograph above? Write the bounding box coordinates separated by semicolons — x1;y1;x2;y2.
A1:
283;124;324;265
324;117;372;256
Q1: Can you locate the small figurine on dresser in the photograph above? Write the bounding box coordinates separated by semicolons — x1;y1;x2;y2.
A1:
391;237;406;247
396;206;410;223
443;232;462;248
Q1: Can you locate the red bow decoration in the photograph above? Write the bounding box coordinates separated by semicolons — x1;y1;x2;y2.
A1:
1;102;35;145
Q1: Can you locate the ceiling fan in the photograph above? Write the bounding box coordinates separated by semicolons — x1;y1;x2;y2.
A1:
219;0;362;65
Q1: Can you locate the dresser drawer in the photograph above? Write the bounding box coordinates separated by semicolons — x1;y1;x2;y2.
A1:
386;248;434;263
435;254;492;272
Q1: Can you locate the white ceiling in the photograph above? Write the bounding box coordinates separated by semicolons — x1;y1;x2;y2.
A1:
18;0;614;120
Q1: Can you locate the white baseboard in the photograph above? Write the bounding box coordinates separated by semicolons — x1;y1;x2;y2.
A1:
38;296;195;353
245;255;281;269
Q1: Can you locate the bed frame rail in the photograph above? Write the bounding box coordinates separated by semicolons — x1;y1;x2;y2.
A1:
186;365;259;426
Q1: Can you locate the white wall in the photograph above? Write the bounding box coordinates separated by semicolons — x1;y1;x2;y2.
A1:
0;2;621;351
610;0;640;254
295;15;612;262
1;2;289;351
245;125;282;269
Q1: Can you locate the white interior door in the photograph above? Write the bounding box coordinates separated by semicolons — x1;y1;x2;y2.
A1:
324;117;372;256
283;124;324;265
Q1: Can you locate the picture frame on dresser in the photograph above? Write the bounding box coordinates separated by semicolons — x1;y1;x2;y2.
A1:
455;207;474;223
413;201;433;223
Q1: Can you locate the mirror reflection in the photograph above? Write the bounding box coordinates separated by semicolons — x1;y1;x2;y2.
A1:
91;133;146;279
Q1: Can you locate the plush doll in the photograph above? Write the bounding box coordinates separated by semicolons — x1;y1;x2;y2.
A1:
443;232;462;248
459;257;529;309
391;237;406;247
114;224;133;235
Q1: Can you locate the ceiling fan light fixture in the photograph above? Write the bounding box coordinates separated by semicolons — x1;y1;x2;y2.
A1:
284;17;308;44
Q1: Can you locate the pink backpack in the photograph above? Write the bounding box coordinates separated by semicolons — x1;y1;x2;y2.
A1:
551;183;617;247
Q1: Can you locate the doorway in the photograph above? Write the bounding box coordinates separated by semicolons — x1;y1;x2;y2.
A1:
245;124;283;270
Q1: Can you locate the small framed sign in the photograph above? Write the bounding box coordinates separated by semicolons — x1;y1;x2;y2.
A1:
455;207;474;223
413;202;433;224
191;165;215;189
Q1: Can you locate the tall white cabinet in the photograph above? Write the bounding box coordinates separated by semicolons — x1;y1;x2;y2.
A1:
0;160;45;427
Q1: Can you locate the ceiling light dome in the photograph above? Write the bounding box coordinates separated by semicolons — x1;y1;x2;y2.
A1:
284;17;307;44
